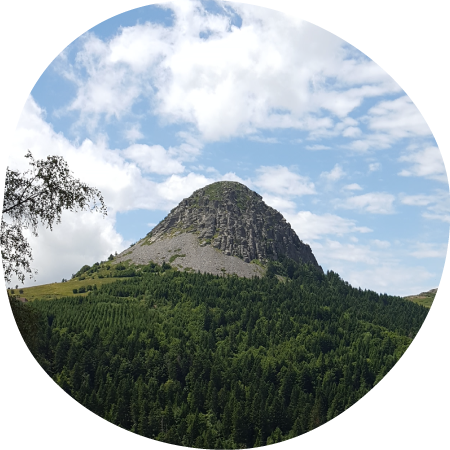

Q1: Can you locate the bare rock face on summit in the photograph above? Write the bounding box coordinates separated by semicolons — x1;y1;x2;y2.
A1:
116;181;320;277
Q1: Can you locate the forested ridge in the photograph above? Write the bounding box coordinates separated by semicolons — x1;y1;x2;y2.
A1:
19;259;428;448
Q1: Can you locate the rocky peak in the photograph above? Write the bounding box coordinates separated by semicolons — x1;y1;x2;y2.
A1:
147;181;319;267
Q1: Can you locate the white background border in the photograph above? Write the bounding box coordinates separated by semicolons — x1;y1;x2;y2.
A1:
1;1;449;449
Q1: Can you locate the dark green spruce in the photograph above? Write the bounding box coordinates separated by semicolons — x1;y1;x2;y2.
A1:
25;258;428;448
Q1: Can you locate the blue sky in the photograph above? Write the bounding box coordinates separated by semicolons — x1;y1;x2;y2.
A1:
9;0;449;295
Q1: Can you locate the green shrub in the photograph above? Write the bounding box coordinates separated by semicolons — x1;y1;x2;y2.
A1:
78;286;86;293
74;264;90;278
72;289;78;294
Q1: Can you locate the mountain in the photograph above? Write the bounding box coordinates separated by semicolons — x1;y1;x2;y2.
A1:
115;181;320;277
15;180;431;448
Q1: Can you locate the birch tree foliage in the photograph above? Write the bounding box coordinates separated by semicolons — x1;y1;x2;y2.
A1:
1;151;107;284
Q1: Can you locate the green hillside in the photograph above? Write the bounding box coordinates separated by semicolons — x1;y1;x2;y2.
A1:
404;288;437;308
12;258;429;448
8;259;147;301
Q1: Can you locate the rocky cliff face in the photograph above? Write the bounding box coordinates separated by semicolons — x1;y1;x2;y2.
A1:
144;181;319;267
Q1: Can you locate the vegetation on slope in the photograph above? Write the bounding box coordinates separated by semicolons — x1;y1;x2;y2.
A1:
15;258;428;448
404;288;437;308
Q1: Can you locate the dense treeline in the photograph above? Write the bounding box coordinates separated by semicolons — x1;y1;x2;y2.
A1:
26;260;427;448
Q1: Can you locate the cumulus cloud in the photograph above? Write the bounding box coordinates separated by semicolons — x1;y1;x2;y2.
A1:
342;264;434;296
400;193;435;206
342;126;361;138
254;166;315;197
309;238;436;296
122;144;185;174
366;95;432;138
124;124;144;143
248;135;279;144
56;0;400;141
314;239;378;264
410;243;447;259
371;239;391;248
261;194;297;212
305;144;331;150
368;162;381;172
284;211;372;241
9;96;221;284
156;173;212;202
9;210;126;287
320;163;345;182
345;96;433;153
338;192;395;214
342;183;363;191
398;146;447;183
401;190;450;223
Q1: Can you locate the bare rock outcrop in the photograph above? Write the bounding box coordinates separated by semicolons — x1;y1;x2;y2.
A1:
116;181;321;277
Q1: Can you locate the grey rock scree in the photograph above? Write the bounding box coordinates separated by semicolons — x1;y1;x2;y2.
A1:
115;181;320;277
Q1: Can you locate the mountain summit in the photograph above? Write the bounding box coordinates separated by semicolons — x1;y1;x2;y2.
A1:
116;181;320;277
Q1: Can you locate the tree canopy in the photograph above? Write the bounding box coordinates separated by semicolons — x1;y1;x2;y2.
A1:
1;151;107;284
25;259;428;448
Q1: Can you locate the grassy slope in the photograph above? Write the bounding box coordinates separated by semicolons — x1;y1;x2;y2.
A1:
404;289;437;308
9;260;136;301
14;277;129;302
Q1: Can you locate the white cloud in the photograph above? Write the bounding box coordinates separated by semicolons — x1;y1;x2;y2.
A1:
371;239;391;248
155;172;215;203
320;163;345;181
346;133;395;152
254;166;315;197
284;210;372;241
410;243;447;259
248;135;279;144
10;210;126;287
315;239;378;264
342;126;362;138
400;190;450;223
398;146;447;183
400;193;434;206
305;144;331;150
338;192;395;214
368;162;381;172
124;124;144;143
13;97;149;214
366;95;432;138
57;0;400;141
344;95;433;153
9;96;226;284
342;264;434;296
262;194;297;212
218;172;252;186
342;183;363;191
122;144;185;174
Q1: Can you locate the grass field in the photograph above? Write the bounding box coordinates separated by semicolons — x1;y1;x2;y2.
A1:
404;288;437;308
8;276;128;302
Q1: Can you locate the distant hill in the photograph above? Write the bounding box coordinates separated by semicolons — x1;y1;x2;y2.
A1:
404;288;437;308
